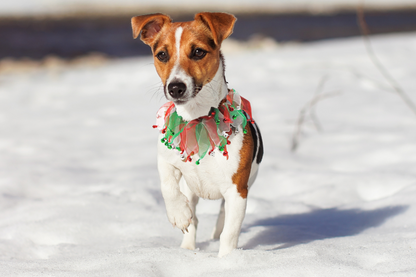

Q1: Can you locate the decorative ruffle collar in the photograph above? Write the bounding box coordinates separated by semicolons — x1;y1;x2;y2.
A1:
153;89;254;165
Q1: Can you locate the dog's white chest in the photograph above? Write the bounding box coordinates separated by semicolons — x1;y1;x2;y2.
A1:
157;131;244;199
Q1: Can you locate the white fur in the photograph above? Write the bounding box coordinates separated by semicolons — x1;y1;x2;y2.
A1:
158;128;247;256
218;187;247;257
165;27;195;108
175;27;182;60
179;178;199;250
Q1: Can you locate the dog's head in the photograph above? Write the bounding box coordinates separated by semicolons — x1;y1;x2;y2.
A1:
131;12;236;105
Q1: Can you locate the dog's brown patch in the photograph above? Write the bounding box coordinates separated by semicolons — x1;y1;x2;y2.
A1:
179;22;221;87
151;23;181;84
232;125;254;198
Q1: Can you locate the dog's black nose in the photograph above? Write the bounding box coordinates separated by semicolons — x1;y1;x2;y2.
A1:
168;82;187;99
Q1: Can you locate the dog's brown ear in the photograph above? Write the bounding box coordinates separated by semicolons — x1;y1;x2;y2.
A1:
131;13;172;45
195;12;236;46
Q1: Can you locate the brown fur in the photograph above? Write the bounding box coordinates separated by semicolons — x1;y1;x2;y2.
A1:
232;125;254;199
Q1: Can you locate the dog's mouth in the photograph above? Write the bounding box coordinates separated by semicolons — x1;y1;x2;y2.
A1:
173;99;187;105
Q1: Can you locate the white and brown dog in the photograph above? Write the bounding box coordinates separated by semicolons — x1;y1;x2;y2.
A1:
131;12;263;257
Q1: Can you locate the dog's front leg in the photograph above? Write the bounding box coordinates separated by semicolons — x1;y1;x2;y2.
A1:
179;178;199;250
218;187;247;257
158;159;193;233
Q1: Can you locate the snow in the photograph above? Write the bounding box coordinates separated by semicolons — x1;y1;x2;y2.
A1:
1;32;416;276
1;0;416;16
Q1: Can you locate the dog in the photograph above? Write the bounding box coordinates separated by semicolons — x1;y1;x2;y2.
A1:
131;12;263;257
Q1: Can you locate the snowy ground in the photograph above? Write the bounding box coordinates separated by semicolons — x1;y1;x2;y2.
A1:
1;32;416;276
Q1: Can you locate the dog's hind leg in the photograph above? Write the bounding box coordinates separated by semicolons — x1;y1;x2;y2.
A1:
218;187;247;257
211;199;225;239
179;178;199;250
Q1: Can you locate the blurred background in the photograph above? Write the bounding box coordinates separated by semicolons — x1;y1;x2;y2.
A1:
1;0;416;63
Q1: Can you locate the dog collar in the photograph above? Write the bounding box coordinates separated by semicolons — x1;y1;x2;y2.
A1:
153;89;254;165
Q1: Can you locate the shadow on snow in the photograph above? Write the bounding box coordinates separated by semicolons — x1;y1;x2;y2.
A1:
242;205;407;250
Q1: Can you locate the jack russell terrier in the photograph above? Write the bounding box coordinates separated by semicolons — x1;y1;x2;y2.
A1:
131;12;263;257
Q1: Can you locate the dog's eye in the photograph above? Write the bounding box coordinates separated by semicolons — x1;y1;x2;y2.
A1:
156;51;169;62
191;48;207;60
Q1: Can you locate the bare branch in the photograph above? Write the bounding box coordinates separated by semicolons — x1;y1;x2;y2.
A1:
291;75;341;152
310;75;328;132
357;3;416;116
350;68;395;92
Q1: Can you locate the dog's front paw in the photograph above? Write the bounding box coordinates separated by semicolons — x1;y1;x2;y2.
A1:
165;199;193;233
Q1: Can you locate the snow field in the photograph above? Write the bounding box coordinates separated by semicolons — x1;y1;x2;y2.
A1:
0;32;416;276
